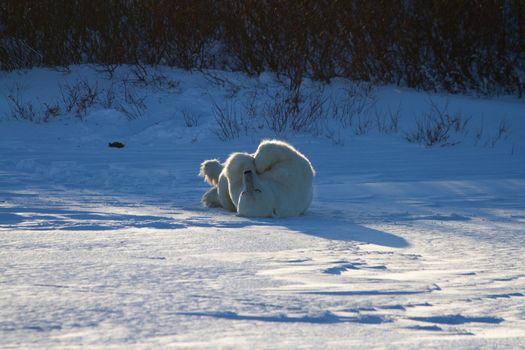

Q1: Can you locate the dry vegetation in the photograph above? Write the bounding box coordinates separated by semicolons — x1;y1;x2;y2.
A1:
1;0;524;96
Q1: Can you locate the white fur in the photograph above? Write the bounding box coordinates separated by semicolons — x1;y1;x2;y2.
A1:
199;159;222;186
199;140;315;218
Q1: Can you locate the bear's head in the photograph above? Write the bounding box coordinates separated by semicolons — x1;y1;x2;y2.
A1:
237;170;276;218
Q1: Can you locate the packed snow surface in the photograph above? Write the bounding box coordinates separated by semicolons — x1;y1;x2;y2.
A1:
1;66;524;349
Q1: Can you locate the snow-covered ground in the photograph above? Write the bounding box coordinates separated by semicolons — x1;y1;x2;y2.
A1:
1;66;524;349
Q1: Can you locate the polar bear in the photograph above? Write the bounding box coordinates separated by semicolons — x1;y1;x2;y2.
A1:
199;140;315;218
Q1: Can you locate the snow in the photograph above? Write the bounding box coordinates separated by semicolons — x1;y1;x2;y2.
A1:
1;66;524;349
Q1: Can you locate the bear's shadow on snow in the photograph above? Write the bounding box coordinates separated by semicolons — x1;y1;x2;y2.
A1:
283;213;409;248
184;205;409;248
185;208;409;248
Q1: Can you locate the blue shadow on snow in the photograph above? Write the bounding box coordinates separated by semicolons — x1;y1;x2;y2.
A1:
408;314;503;325
178;311;389;324
0;203;409;248
268;211;410;248
0;206;184;231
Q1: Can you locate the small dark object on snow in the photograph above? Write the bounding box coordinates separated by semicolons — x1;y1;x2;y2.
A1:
108;141;125;148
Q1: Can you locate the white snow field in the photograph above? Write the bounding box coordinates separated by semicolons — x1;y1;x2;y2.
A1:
1;66;524;349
